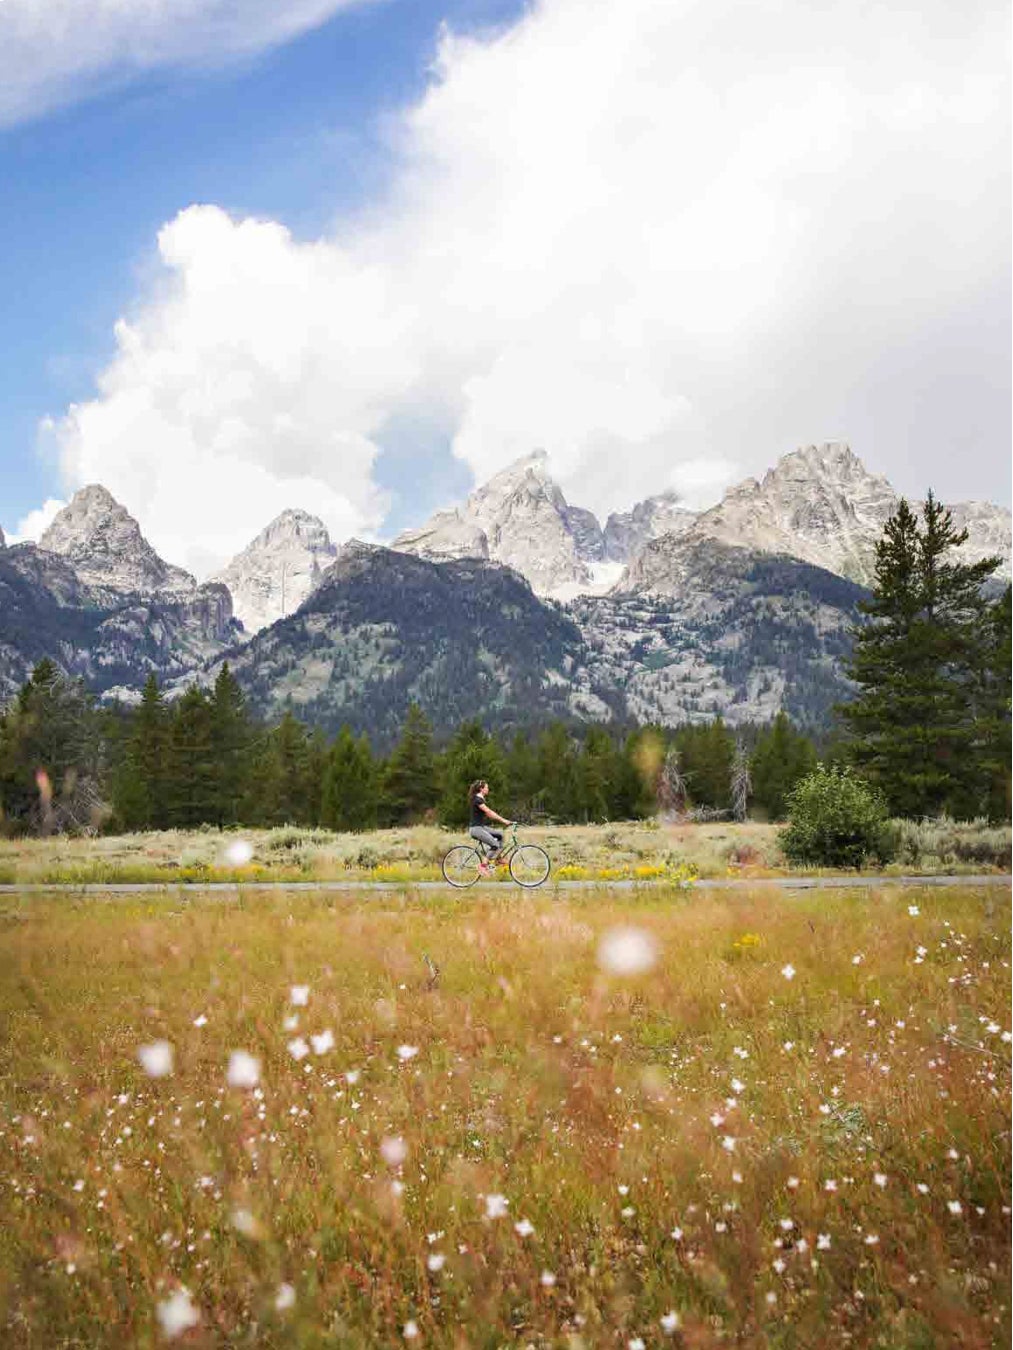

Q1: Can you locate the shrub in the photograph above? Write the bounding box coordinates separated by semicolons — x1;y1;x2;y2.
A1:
779;764;895;868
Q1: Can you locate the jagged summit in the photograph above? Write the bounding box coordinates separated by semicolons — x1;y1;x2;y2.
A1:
39;484;196;598
393;450;609;595
211;508;338;634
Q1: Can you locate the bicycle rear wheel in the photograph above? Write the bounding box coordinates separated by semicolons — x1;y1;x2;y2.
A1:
442;846;482;888
509;844;550;888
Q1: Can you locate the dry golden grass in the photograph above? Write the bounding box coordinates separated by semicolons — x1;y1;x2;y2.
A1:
0;883;1009;1347
0;817;1007;886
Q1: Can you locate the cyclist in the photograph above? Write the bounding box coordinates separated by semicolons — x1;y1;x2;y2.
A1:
468;780;513;875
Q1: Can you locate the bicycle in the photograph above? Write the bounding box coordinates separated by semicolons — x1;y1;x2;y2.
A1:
441;822;550;889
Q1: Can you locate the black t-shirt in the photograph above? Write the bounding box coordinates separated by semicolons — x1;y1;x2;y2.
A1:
470;793;488;828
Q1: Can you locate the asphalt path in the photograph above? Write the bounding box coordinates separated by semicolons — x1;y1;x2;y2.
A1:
0;874;1008;895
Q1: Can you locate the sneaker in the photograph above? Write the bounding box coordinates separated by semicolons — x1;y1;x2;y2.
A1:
477;862;492;877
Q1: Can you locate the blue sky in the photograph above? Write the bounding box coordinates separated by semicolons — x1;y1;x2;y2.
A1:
1;0;522;536
1;0;1008;575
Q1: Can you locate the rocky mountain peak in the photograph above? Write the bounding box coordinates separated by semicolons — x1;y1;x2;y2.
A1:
210;508;338;635
393;450;610;596
39;484;196;598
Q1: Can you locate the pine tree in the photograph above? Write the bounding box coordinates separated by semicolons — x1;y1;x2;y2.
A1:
0;660;105;834
382;703;439;825
321;726;379;831
504;732;540;818
115;673;168;829
164;686;217;827
534;722;579;821
750;712;817;820
840;493;1006;817
209;663;250;826
437;722;505;827
676;718;735;810
575;726;615;822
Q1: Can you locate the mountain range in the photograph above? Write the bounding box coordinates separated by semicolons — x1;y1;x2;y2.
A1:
1;444;1008;738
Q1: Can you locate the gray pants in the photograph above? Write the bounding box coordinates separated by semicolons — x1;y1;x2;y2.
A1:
469;825;503;855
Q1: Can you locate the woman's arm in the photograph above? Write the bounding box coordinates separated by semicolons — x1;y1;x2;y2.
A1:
479;801;512;826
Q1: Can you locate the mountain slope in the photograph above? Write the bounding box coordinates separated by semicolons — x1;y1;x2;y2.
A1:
575;536;869;729
214;542;588;742
210;509;338;634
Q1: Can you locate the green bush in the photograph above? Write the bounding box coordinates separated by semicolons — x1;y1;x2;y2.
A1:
779;764;895;868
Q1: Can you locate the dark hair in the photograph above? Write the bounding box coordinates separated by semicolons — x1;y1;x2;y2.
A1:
468;780;487;804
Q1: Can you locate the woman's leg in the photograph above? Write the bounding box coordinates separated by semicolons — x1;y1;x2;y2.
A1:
469;825;501;856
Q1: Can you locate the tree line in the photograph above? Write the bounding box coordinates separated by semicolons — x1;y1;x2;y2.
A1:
0;494;1007;835
0;660;819;834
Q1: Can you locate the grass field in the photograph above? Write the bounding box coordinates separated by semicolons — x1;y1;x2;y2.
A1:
0;883;1009;1347
0;817;1009;886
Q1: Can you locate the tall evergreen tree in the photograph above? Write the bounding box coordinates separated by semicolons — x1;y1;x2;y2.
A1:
0;660;105;834
676;717;735;810
209;664;251;826
382;703;439;824
164;686;217;827
840;493;1007;817
321;726;379;831
750;712;817;820
114;673;168;829
575;726;615;822
437;721;505;827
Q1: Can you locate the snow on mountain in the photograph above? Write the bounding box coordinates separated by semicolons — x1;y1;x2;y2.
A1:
39;484;196;598
393;450;606;596
210;508;337;634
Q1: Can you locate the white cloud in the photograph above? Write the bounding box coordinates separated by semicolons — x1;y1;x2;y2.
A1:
7;497;68;545
48;0;1011;575
0;0;372;127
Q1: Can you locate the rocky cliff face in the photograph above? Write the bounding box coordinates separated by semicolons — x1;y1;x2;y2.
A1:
0;488;240;700
393;450;608;596
40;485;197;598
603;491;697;562
616;443;1011;592
210;508;338;634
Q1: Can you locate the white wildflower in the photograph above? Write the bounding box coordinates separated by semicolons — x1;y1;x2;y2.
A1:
817;1233;831;1250
226;1051;260;1089
781;964;796;981
138;1041;173;1079
485;1193;508;1219
597;927;657;976
156;1288;199;1339
660;1311;681;1333
514;1218;535;1237
224;839;254;866
947;1200;962;1215
287;1038;310;1062
397;1045;419;1062
380;1136;408;1167
310;1030;335;1055
274;1283;296;1311
290;986;310;1007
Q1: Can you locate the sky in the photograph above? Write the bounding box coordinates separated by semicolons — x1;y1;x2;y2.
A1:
1;0;1009;579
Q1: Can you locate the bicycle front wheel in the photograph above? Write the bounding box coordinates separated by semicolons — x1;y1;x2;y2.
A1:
509;844;550;888
442;846;481;888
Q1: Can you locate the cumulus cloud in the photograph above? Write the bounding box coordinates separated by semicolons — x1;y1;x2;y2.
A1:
49;0;1011;574
7;498;68;545
0;0;371;128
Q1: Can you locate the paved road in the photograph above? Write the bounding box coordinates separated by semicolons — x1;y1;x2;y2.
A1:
0;874;1008;895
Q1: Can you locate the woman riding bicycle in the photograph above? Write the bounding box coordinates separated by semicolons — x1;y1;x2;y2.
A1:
468;780;513;873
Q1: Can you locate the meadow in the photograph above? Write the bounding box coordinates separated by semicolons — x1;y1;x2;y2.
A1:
0;881;1009;1347
0;816;1009;886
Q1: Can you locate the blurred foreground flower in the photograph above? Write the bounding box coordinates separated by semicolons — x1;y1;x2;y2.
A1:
381;1136;408;1167
485;1194;508;1219
275;1283;296;1311
311;1029;335;1054
156;1288;199;1339
290;985;310;1006
224;839;254;866
227;1051;260;1088
138;1041;173;1078
598;927;657;976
